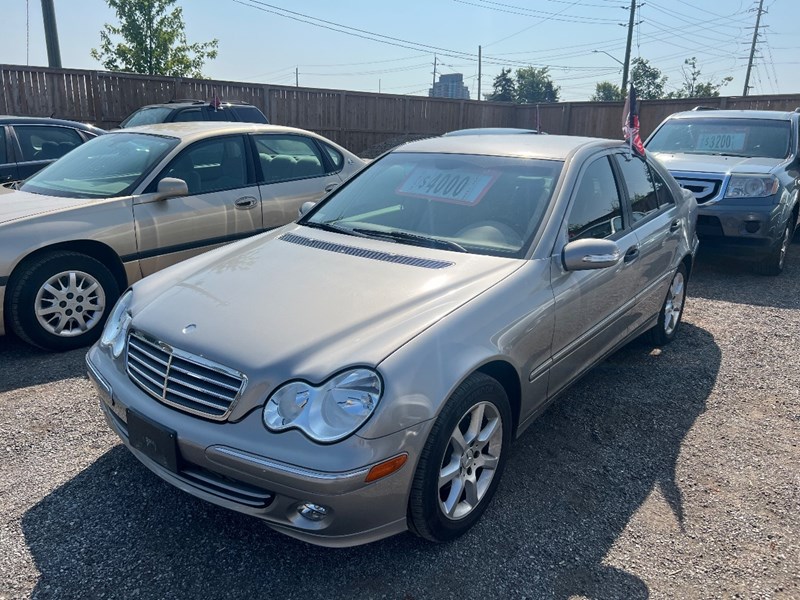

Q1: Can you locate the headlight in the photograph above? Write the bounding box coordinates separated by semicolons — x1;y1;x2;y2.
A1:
263;368;382;443
724;175;779;199
100;290;133;358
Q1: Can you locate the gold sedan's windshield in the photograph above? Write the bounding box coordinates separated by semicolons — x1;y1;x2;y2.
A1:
21;132;178;199
304;152;563;258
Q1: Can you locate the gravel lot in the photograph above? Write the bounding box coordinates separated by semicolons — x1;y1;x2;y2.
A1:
1;248;798;600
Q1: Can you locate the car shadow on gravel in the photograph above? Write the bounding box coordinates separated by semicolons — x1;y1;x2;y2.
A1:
0;334;87;393
20;323;720;600
689;244;800;309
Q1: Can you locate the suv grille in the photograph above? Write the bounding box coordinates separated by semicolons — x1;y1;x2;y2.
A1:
674;175;723;204
126;332;246;421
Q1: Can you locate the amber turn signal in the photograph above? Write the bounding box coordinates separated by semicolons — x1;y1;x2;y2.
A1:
365;453;408;483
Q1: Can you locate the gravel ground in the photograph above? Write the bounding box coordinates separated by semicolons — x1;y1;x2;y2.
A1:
0;248;798;599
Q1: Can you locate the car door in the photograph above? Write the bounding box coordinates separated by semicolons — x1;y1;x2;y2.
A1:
0;126;17;185
251;133;343;227
612;153;683;330
133;134;263;276
10;124;85;180
548;153;641;398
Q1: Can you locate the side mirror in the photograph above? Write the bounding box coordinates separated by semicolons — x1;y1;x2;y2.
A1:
298;201;316;218
154;177;189;201
562;238;621;271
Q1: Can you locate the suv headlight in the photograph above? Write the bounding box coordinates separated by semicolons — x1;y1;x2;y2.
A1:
724;175;779;199
100;290;133;358
263;368;382;443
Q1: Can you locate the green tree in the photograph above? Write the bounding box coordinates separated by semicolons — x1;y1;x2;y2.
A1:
629;57;668;100
515;66;560;104
485;68;516;102
590;81;623;102
668;57;733;98
91;0;218;78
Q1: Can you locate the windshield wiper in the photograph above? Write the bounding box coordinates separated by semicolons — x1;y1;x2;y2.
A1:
351;228;467;252
303;220;370;238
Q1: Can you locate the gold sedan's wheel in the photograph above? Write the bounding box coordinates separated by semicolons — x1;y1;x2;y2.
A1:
8;251;120;351
408;373;512;542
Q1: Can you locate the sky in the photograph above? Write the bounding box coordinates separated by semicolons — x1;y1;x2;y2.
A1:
1;0;798;102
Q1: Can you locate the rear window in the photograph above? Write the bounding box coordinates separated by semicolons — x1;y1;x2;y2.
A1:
647;117;791;159
231;105;268;124
0;127;6;164
121;107;174;128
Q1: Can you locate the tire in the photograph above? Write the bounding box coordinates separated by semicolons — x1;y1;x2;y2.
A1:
647;263;687;347
7;251;120;351
754;220;792;276
408;372;512;543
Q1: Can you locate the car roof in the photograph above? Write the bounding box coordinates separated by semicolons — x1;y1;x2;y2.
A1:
443;127;543;136
394;134;621;160
667;109;797;121
116;121;334;144
0;115;104;132
135;100;255;110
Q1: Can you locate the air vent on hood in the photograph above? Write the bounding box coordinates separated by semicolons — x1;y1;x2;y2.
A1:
279;232;455;269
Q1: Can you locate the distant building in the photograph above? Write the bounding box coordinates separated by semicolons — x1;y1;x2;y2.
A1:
429;73;470;100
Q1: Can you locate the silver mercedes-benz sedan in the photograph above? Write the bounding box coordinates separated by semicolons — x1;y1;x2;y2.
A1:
0;122;363;351
87;134;698;547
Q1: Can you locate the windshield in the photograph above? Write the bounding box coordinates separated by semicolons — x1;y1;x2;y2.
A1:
303;152;562;258
647;117;791;159
20;132;178;198
121;107;174;127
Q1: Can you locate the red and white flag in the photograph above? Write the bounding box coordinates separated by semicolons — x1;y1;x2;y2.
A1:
622;85;645;156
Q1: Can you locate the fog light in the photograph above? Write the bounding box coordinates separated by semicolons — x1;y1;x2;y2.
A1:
297;502;330;521
744;221;761;233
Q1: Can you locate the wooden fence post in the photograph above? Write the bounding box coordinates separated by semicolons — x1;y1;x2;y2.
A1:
89;71;102;125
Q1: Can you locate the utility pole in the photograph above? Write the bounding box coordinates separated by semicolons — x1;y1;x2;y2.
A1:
41;0;62;68
432;55;437;90
621;0;636;93
743;0;765;96
477;45;482;101
295;67;299;87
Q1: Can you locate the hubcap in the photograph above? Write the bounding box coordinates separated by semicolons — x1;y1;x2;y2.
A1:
34;270;106;337
438;401;503;520
663;271;685;336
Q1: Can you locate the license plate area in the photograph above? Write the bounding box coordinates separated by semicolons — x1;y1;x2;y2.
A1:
126;409;179;473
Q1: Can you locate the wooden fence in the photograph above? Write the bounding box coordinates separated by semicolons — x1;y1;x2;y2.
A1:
3;64;800;155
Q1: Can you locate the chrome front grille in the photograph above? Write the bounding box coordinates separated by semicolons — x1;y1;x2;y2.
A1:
126;332;246;421
674;175;724;204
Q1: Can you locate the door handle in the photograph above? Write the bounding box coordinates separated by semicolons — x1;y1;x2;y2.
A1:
669;219;681;233
324;182;339;193
234;196;258;210
623;245;639;263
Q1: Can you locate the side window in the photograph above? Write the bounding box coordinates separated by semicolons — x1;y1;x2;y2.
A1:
649;165;675;208
13;125;83;162
322;143;344;172
614;155;660;222
0;127;6;164
568;156;624;241
160;136;248;194
173;108;205;122
253;134;325;183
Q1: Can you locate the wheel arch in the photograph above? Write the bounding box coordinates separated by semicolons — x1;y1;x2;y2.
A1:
476;359;522;437
6;240;128;296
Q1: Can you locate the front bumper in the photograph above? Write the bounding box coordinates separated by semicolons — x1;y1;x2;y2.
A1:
86;347;432;547
695;202;782;257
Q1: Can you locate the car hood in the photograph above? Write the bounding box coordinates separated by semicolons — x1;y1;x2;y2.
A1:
129;225;522;414
651;152;783;175
0;188;106;224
